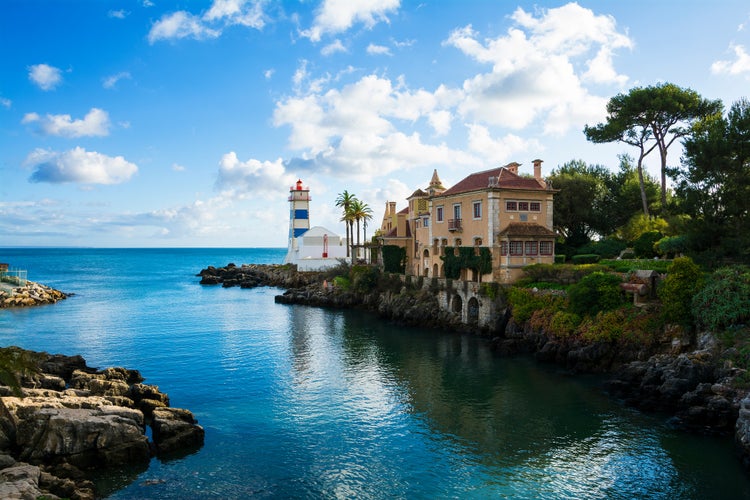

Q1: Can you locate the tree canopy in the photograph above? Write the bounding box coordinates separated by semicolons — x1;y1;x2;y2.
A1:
675;98;750;265
585;83;722;214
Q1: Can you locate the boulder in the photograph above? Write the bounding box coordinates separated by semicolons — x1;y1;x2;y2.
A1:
0;463;55;500
151;407;205;455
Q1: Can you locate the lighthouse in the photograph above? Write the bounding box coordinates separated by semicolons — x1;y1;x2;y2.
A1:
283;179;348;270
288;179;310;240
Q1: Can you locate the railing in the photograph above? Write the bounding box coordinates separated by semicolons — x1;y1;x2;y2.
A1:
448;218;462;231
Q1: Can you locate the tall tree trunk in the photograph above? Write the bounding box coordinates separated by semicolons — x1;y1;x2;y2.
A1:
637;154;650;217
659;147;668;210
345;221;350;257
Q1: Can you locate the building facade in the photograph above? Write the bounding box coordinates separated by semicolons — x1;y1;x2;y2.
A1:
379;160;557;284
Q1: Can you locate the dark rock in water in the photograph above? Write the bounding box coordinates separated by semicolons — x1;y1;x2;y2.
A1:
151;407;206;455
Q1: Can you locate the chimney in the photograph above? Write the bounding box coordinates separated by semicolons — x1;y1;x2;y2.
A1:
507;162;519;175
532;159;546;187
388;201;396;216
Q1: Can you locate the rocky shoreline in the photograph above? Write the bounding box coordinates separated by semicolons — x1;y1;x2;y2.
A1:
0;348;204;499
199;263;750;472
0;281;68;308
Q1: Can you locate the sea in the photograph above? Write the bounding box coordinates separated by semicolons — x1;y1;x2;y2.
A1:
0;247;749;499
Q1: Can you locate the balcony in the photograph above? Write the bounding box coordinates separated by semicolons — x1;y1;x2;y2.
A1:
448;218;462;231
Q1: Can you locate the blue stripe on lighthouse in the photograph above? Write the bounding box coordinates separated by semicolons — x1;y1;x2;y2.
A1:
294;209;309;219
293;228;307;237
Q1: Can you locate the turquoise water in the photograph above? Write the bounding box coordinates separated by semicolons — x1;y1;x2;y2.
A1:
1;248;749;499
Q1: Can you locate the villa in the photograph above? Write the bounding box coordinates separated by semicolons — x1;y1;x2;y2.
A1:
378;160;557;284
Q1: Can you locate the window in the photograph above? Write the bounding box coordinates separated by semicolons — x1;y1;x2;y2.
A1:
423;217;429;227
530;201;541;212
524;241;538;255
509;241;523;255
453;204;461;220
500;242;508;255
506;201;517;212
455;238;462;246
474;237;482;246
473;201;482;219
518;201;529;211
540;241;554;255
436;206;444;222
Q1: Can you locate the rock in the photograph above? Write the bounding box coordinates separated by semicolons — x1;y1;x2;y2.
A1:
0;348;203;498
151;407;205;455
0;463;56;499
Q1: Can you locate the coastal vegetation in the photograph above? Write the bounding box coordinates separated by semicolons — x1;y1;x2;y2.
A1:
335;190;374;260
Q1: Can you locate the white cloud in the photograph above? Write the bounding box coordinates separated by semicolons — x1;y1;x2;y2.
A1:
444;2;632;134
172;163;186;172
466;124;543;162
427;110;452;136
108;9;128;19
25;147;138;185
322;39;347;56
272;73;482;179
28;63;63;91
367;43;391;56
148;0;265;43
264;69;275;79
103;72;132;89
302;0;401;42
148;11;220;43
204;0;264;28
22;108;111;138
711;44;750;76
215;152;296;199
0;97;11;108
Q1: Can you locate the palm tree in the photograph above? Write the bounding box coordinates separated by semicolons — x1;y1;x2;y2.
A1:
335;191;356;258
350;199;374;262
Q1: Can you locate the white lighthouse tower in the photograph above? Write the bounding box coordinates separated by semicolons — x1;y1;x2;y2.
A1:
288;179;310;241
283;179;348;270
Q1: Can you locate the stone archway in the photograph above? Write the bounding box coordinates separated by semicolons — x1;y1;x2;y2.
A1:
433;263;439;277
451;294;462;315
467;297;479;324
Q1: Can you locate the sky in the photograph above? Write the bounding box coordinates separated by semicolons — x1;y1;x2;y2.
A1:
2;0;749;248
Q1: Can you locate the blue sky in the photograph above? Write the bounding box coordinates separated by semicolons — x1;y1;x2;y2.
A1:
2;0;749;248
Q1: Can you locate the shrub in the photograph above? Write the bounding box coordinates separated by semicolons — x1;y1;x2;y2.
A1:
548;311;581;339
521;263;609;284
579;308;663;345
507;287;565;324
657;257;704;327
568;271;624;317
632;231;663;259
350;265;380;293
579;310;625;342
333;275;351;290
571;254;600;264
382;245;406;274
577;238;628;259
600;259;672;274
655;235;689;258
693;266;750;331
554;254;566;264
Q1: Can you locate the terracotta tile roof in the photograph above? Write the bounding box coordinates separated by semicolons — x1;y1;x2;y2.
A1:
398;206;409;214
498;223;557;238
440;165;546;197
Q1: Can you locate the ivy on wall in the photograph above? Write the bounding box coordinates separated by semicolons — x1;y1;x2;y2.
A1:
382;245;407;274
440;246;493;279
